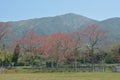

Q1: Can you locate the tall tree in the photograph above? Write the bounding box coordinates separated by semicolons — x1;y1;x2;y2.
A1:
12;44;20;66
16;31;41;66
82;24;105;72
0;22;9;73
40;33;74;68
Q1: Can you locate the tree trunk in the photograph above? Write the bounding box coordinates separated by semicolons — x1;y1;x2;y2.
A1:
0;62;4;74
74;58;77;71
51;59;54;68
56;60;59;70
91;47;95;72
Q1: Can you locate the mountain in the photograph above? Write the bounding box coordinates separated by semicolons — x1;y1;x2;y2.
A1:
0;13;120;42
8;13;98;37
96;17;120;41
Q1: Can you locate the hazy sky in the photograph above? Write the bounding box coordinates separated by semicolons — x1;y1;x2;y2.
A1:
0;0;120;21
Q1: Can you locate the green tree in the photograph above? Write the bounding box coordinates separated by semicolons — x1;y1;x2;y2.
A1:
5;51;12;66
0;51;5;66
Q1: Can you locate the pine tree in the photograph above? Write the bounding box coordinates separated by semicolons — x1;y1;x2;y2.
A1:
12;44;20;66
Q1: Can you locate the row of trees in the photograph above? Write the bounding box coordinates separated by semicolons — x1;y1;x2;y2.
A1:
14;25;119;71
0;23;120;72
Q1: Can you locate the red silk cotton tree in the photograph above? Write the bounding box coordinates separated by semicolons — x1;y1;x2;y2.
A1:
17;31;40;51
40;33;74;68
82;24;105;72
17;31;40;65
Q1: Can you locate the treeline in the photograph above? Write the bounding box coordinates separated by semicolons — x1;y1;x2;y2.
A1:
0;24;120;71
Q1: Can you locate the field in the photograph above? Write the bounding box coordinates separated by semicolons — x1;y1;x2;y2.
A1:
0;72;120;80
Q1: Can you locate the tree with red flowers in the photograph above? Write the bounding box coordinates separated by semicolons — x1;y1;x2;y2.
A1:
82;24;105;72
40;33;74;68
17;31;40;65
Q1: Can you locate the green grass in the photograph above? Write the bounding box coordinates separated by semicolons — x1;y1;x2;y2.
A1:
0;72;120;80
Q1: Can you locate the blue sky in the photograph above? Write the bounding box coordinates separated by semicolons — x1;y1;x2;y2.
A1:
0;0;120;21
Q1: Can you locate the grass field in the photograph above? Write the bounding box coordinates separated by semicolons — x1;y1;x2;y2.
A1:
0;72;120;80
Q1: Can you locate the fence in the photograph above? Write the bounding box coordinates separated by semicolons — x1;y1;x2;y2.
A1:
13;65;106;72
112;66;120;72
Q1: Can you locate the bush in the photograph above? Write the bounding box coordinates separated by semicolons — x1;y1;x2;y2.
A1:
33;59;41;67
105;54;116;64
